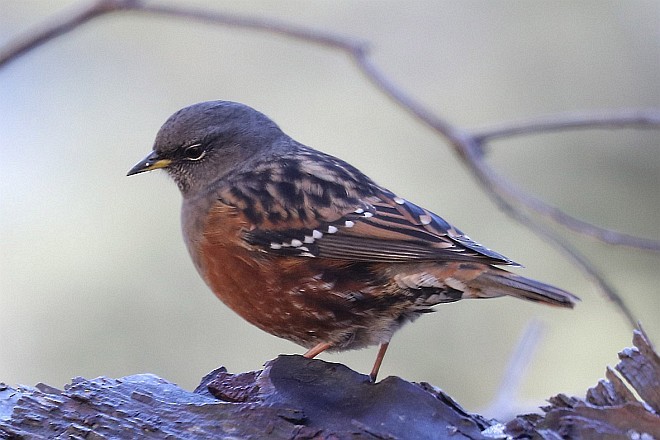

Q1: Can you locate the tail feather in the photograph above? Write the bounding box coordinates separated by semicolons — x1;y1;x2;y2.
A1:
473;268;579;308
396;262;579;308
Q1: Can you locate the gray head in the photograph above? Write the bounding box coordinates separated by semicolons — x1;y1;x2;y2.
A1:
127;101;286;195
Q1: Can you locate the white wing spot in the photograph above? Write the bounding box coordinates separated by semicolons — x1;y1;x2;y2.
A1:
363;212;374;218
304;235;315;244
327;225;338;234
299;246;310;252
393;197;405;205
354;208;364;214
419;214;432;225
312;230;323;239
270;243;282;250
344;220;355;228
290;239;303;247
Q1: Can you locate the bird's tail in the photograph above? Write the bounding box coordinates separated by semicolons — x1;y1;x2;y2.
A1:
471;267;579;308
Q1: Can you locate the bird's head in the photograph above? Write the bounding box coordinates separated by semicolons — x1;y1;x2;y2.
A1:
127;100;285;195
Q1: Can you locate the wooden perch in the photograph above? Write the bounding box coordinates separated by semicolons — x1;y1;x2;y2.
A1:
1;328;658;439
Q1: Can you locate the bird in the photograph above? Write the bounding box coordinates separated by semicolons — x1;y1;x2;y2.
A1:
128;100;579;381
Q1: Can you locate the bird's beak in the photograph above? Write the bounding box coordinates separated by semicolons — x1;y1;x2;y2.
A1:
127;151;172;176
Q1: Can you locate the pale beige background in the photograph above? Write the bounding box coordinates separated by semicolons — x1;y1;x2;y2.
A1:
1;0;658;418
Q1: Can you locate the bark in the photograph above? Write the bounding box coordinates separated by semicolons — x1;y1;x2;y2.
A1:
1;329;657;439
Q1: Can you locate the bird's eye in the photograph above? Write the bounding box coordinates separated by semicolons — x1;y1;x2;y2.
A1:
183;144;206;161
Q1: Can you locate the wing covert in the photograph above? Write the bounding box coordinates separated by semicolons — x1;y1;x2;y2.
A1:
240;186;518;266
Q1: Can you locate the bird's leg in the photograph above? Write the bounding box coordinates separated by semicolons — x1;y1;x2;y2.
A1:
369;342;390;382
303;341;332;358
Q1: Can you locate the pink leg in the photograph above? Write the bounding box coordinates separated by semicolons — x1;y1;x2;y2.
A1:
370;342;390;382
303;341;332;358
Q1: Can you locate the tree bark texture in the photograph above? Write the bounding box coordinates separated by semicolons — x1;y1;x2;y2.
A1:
1;329;657;439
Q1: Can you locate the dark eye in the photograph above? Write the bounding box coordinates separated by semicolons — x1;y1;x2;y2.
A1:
183;143;206;161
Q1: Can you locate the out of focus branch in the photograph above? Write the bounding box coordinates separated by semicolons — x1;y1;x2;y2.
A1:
0;0;126;66
484;320;545;419
474;108;660;141
2;0;658;327
473;109;660;254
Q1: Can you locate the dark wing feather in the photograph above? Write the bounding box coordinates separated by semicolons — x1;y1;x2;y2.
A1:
241;185;518;266
219;148;517;266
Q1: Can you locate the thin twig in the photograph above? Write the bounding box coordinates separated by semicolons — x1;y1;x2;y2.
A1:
493;178;660;252
474;110;660;253
474;108;660;142
464;145;660;253
132;3;368;53
0;0;135;67
485;320;545;418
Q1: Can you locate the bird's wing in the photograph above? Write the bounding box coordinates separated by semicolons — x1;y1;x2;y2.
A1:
224;172;518;266
319;189;519;266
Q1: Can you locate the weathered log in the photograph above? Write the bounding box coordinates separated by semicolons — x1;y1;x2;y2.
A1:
1;328;657;439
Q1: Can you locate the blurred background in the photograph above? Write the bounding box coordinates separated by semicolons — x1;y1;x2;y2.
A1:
1;0;658;419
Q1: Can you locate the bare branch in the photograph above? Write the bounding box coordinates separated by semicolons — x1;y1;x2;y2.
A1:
132;3;368;53
486;320;545;418
474;108;660;142
0;0;135;68
470;109;660;253
467;144;660;253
